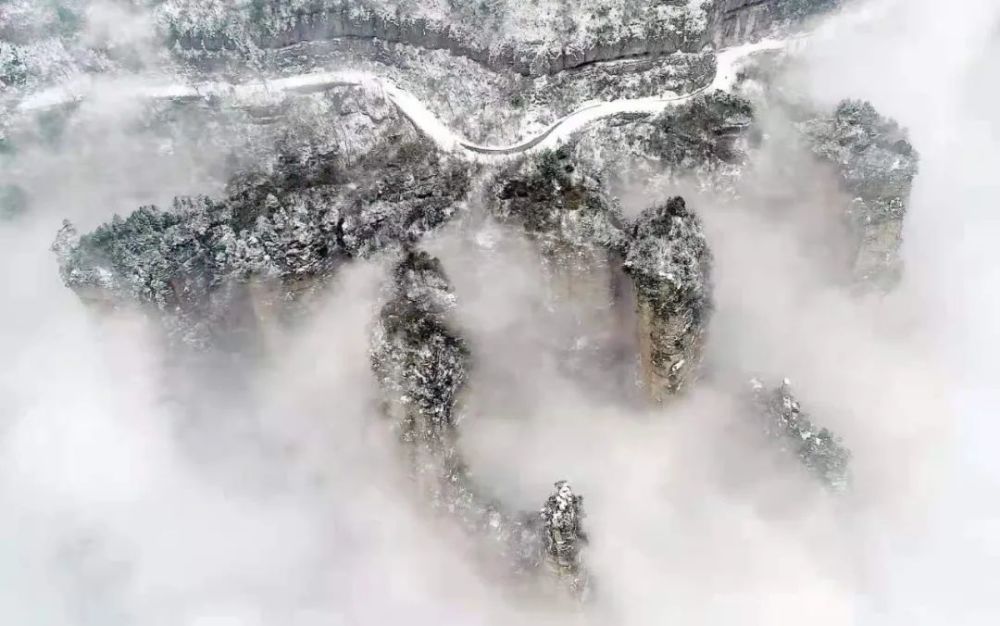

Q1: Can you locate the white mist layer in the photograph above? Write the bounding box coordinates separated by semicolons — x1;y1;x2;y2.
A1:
1;0;998;624
798;1;1000;623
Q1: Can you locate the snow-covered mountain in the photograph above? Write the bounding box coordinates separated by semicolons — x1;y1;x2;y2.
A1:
1;0;924;614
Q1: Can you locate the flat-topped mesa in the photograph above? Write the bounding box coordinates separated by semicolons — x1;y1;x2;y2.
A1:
798;100;919;290
162;0;711;77
370;249;591;599
749;378;851;492
706;0;843;47
625;197;713;401
52;104;470;350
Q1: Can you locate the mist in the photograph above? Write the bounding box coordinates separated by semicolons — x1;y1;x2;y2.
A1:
2;0;999;624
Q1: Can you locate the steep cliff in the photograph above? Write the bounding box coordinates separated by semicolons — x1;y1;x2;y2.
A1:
707;0;842;46
162;0;711;77
625;197;713;401
371;250;591;597
33;1;905;608
799;99;919;289
53;89;471;350
750;378;851;491
490;150;713;402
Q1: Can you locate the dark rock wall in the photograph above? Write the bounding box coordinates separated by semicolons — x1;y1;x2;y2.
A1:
625;198;713;401
491;151;713;402
798;100;918;290
706;0;842;46
54;96;471;350
750;378;851;491
168;0;703;77
370;250;590;597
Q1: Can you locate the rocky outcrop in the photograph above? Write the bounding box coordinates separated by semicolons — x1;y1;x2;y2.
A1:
370;251;479;519
490;149;631;387
53;94;470;349
371;250;590;597
706;0;842;46
799;100;918;290
749;378;851;491
645;92;755;172
541;481;589;597
52;87;593;596
696;56;913;290
490;150;713;401
565;91;756;204
625;198;713;401
529;51;717;116
165;0;708;77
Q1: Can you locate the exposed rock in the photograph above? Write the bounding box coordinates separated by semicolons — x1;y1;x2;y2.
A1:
707;0;842;47
31;5;899;603
163;0;711;77
370;250;590;597
370;250;473;507
749;378;851;491
54;104;471;349
799;99;919;289
625;197;713;400
491;151;712;401
541;480;589;598
691;56;914;290
565;91;756;206
529;51;717;115
492;148;629;257
646;92;755;172
490;149;634;394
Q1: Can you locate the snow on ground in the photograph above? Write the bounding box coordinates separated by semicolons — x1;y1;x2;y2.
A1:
10;38;795;162
711;38;792;91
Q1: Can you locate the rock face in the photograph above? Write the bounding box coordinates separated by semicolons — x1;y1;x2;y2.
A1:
164;0;710;77
491;150;713;401
646;93;755;171
541;481;589;597
53;92;470;349
370;250;477;517
750;378;851;491
11;0;931;613
722;57;916;289
567;91;756;204
370;250;590;597
491;148;634;390
625;198;713;401
706;0;842;46
799;100;919;289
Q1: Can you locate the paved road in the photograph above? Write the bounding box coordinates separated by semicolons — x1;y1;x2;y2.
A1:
12;39;788;161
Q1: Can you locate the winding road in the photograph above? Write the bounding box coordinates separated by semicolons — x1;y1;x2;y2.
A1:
13;38;790;161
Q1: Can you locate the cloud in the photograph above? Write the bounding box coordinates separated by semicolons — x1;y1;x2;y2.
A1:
2;0;999;623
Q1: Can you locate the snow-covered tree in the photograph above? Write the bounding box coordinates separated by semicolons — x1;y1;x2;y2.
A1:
800;99;919;289
750;378;852;492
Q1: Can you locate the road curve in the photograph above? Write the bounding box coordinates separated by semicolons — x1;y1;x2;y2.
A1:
12;39;789;162
388;37;788;159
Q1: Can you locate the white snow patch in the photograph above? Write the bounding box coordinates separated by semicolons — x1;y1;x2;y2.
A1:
12;37;798;161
